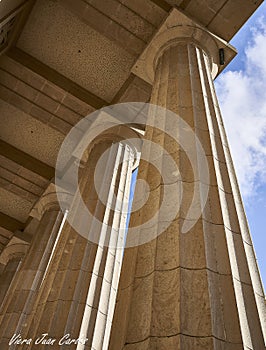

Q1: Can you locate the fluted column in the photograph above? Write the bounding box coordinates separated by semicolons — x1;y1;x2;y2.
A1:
0;237;29;308
17;139;137;350
0;184;70;349
0;259;21;307
22;142;113;347
110;9;266;350
77;142;135;350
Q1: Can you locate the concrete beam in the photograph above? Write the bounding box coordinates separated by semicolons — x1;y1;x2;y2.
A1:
0;140;54;180
0;212;25;232
7;47;108;110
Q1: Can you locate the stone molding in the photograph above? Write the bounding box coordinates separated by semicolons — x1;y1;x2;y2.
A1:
30;183;73;220
70;120;144;165
0;236;29;267
132;8;237;84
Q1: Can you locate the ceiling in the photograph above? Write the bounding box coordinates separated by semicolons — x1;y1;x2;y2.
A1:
0;0;263;250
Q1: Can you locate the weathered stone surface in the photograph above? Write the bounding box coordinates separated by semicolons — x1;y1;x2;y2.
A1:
110;9;266;350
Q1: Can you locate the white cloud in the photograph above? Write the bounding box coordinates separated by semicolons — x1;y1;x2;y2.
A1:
215;16;266;200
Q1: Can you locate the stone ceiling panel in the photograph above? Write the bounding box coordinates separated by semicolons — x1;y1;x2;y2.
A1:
0;100;65;167
16;0;136;102
119;0;166;27
87;0;155;42
207;0;263;41
0;54;96;135
0;188;33;223
182;0;226;25
0;155;48;203
164;0;263;41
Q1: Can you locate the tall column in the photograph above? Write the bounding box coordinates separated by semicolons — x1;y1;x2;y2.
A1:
0;259;21;307
77;142;135;350
110;9;266;350
19;138;138;350
0;237;29;308
0;184;70;349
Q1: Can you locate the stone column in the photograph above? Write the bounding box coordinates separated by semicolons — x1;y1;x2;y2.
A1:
76;142;135;350
20;139;137;350
109;9;266;350
0;237;29;308
0;184;69;349
0;259;21;307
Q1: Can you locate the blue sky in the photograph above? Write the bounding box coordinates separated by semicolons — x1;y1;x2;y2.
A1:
215;2;266;289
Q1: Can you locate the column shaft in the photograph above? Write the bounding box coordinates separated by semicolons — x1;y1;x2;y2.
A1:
0;258;21;308
0;208;64;349
21;141;135;350
109;42;266;350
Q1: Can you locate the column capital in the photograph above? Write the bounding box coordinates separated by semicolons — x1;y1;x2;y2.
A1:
0;236;29;267
132;8;236;84
30;183;73;220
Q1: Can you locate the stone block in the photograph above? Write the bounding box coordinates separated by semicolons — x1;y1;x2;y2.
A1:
180;268;212;336
151;269;181;336
35;93;59;114
126;273;153;343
